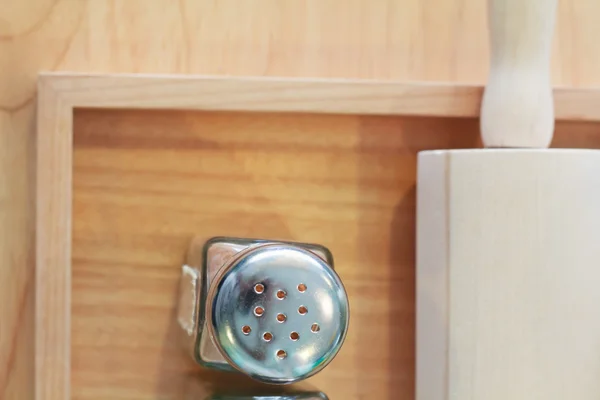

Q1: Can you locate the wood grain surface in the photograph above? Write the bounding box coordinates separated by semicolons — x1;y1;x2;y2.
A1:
417;149;600;400
71;109;479;399
4;0;600;398
69;109;600;399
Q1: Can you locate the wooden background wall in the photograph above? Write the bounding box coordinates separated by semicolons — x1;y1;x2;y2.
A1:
2;0;600;398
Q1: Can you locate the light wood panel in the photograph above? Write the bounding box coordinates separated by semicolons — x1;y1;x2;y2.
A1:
38;73;600;120
5;0;600;398
36;77;74;400
417;149;600;399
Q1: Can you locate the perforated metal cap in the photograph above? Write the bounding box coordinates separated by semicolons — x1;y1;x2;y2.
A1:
206;243;349;384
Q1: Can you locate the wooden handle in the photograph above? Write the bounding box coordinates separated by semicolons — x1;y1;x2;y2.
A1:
480;0;558;148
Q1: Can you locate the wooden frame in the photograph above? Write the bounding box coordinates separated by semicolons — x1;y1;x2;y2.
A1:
36;72;600;399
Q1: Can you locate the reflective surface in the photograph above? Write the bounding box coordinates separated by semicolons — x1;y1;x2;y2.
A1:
207;392;328;400
208;244;349;384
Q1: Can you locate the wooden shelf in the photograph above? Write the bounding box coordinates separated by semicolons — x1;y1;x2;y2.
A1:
41;73;600;121
36;73;600;400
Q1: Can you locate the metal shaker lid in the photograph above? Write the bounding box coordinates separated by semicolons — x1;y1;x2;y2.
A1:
207;243;349;384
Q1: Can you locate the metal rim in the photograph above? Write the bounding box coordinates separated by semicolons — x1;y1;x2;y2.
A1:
205;243;350;384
